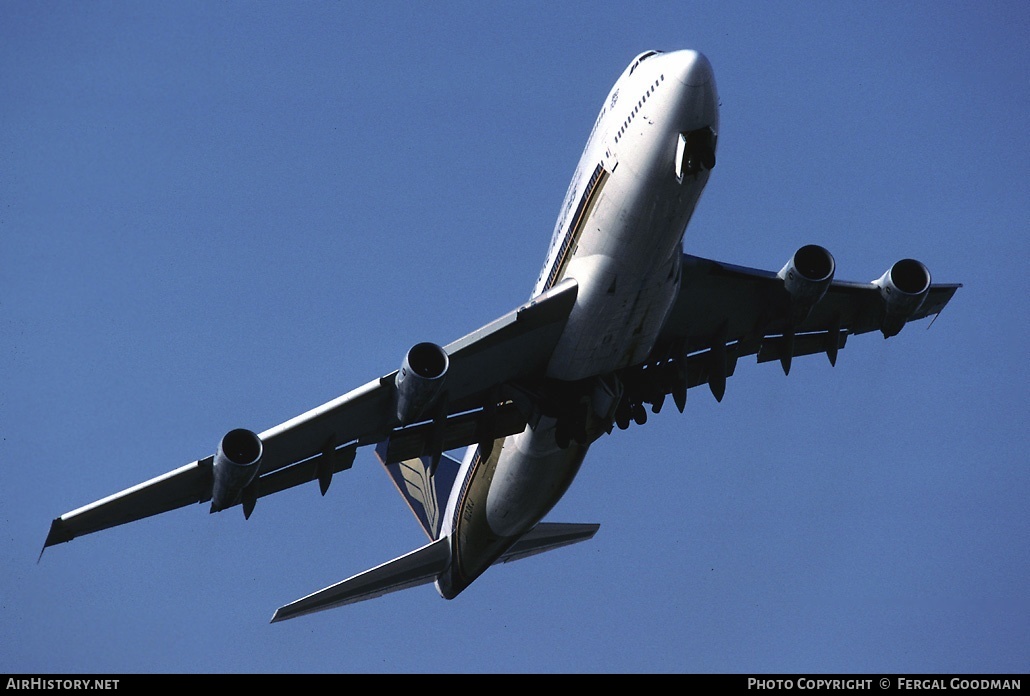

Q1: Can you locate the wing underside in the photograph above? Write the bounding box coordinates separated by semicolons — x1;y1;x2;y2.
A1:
44;247;961;549
604;251;960;423
44;279;579;550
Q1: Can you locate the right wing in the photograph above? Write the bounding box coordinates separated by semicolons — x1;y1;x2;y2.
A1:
43;278;579;551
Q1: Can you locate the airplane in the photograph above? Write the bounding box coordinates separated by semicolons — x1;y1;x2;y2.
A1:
43;49;960;623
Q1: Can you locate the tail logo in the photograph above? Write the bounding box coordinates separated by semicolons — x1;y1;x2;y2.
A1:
375;441;461;540
397;458;441;534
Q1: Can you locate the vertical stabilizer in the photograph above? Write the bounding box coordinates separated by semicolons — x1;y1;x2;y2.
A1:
374;441;461;540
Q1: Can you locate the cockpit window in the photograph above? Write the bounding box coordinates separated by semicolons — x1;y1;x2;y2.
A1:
629;50;661;75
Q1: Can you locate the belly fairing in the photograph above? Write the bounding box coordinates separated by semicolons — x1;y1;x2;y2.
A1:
544;248;682;381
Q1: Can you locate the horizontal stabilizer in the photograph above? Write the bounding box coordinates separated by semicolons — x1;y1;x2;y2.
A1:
270;537;450;623
271;522;598;622
497;522;600;564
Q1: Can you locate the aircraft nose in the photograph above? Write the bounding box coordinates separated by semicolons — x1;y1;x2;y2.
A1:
665;50;719;132
670;50;715;87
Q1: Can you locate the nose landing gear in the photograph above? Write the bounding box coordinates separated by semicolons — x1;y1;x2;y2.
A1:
676;126;717;182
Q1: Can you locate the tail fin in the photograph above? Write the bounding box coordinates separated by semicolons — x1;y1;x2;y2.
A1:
374;441;461;540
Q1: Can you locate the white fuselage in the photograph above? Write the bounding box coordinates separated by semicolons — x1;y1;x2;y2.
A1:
436;50;719;598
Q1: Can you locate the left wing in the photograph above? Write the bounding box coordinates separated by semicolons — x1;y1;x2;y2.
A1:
610;245;959;421
43;279;579;551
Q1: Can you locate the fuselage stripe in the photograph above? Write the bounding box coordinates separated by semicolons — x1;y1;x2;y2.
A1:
452;446;481;532
446;161;609;583
448;442;488;583
543;162;609;291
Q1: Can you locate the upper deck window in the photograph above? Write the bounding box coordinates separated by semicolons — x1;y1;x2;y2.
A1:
628;50;661;75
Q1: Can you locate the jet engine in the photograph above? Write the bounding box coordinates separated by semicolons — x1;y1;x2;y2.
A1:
395;342;450;425
210;428;263;513
874;258;931;338
778;244;835;323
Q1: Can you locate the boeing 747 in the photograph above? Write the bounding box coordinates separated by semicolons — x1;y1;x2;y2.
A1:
43;49;960;622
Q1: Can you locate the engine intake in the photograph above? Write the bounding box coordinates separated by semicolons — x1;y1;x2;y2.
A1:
874;258;931;338
778;244;835;323
395;342;449;425
210;428;263;513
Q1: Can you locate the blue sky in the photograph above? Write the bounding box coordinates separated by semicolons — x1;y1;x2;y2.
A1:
2;0;1027;674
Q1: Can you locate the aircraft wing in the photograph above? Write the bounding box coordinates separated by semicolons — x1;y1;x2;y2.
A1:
43;279;580;551
664;252;959;345
614;248;960;415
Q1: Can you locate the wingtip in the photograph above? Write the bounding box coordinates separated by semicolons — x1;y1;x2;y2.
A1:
42;517;73;552
270;599;303;623
270;604;303;624
40;519;69;563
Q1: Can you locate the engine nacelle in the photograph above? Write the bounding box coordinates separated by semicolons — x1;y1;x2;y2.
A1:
873;258;931;338
778;244;835;323
210;428;263;513
395;342;449;425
